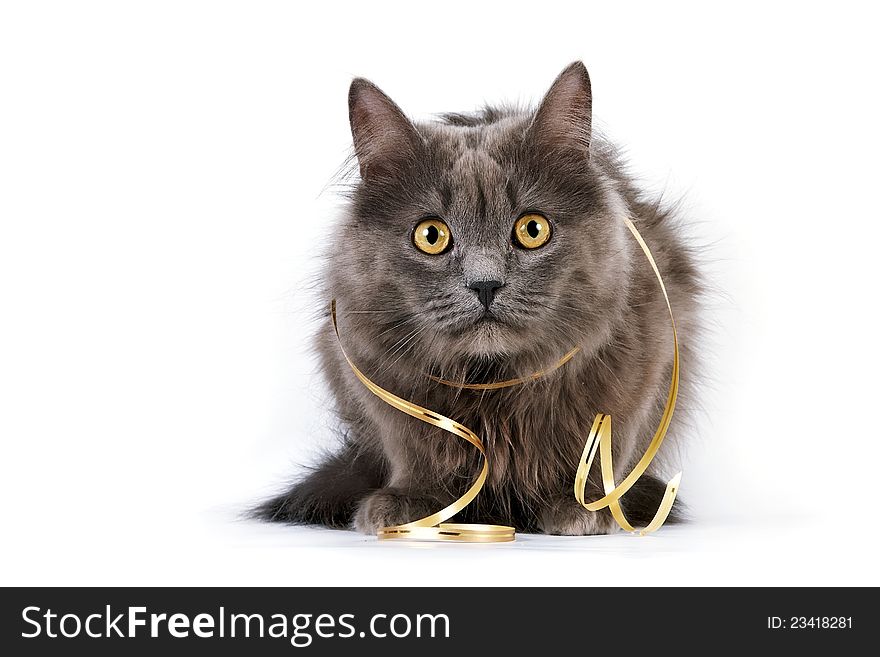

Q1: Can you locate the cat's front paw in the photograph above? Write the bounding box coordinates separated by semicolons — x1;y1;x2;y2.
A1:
354;488;442;535
538;496;620;536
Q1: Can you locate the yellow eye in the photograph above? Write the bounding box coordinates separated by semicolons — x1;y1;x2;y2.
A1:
513;213;551;249
412;217;452;255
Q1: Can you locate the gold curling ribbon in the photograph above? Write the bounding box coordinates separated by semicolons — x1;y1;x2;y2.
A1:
331;300;515;542
331;215;680;541
571;217;682;535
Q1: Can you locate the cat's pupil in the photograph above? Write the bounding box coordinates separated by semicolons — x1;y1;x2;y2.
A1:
425;225;439;244
527;220;541;239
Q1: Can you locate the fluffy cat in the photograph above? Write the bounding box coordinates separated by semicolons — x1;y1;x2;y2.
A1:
255;62;702;535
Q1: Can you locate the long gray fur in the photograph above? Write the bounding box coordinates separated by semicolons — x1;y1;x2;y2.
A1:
255;62;703;535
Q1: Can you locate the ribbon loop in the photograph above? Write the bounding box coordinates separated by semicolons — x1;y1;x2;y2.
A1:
568;217;682;534
331;300;515;542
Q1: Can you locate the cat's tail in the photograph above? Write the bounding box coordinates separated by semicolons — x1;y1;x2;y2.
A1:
618;472;687;526
250;442;385;528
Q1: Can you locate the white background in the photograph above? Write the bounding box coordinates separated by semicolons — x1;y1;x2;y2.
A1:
1;1;878;586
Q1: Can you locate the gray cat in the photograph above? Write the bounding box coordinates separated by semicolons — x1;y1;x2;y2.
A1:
256;62;702;535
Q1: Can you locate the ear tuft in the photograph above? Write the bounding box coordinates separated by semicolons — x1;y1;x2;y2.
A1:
527;62;592;155
348;78;423;180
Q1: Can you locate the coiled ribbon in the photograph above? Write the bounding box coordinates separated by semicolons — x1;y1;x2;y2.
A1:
331;215;680;541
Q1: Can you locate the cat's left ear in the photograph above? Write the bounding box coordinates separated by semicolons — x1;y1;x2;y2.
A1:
526;61;592;156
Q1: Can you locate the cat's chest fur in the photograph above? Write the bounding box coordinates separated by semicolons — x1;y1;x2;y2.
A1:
329;340;664;502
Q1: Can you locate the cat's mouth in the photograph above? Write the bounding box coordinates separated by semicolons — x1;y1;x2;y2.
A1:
458;313;518;356
473;311;506;325
431;302;526;357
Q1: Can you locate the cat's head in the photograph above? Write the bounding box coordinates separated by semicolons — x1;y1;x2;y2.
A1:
331;62;632;377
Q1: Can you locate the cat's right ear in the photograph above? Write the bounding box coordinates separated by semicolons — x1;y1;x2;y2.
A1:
348;78;424;181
